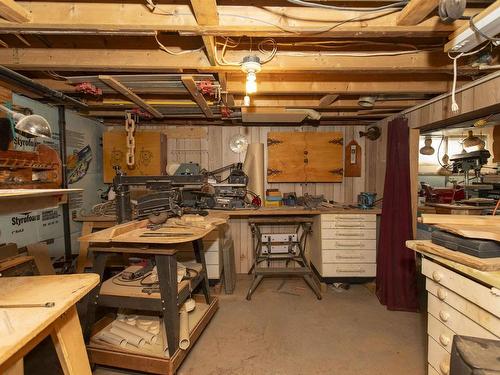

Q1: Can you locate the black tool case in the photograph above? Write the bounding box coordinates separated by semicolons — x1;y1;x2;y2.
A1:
431;230;500;258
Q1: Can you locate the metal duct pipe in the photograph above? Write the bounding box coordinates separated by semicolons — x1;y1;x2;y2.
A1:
0;65;87;110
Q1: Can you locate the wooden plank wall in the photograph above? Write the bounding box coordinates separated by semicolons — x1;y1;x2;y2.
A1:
107;124;368;273
365;71;500;202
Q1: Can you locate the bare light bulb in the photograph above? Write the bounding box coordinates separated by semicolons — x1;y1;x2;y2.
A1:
245;72;257;94
243;95;251;106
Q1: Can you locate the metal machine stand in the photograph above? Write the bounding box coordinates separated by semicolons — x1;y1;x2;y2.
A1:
246;217;322;300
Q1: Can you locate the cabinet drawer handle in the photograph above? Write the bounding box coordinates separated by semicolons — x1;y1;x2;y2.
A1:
338;233;362;237
439;334;450;347
336;255;363;260
439;311;450;322
432;271;443;282
437;288;447;301
337;268;364;273
335;242;362;247
491;287;500;297
439;362;449;375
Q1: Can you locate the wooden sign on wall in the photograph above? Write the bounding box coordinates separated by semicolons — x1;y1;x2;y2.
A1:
267;131;343;183
344;140;362;177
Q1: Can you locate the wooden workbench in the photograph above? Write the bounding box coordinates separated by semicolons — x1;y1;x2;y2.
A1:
81;214;227;374
0;189;82;215
0;274;99;374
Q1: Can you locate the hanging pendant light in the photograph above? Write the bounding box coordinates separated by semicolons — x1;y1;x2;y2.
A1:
462;130;485;152
438;136;452;176
420;136;435;155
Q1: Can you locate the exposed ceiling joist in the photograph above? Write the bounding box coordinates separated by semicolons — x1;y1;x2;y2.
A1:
397;0;440;26
318;94;339;107
0;0;30;23
0;49;473;74
98;75;163;118
202;35;217;66
190;0;219;26
226;78;459;95
218;73;235;107
181;76;215;118
0;3;470;37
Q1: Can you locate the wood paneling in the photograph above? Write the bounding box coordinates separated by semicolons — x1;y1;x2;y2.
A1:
106;124;368;273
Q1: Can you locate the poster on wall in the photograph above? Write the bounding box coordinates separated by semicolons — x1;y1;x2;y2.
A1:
0;96;105;256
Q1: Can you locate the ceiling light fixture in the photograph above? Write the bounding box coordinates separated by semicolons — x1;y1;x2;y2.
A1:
420;136;435;155
241;55;261;96
462;130;485;151
358;96;377;108
0;104;52;138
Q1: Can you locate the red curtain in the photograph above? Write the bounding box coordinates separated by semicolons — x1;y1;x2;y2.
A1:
376;116;419;312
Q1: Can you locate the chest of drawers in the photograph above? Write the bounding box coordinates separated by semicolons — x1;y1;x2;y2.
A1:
421;257;500;375
310;213;378;279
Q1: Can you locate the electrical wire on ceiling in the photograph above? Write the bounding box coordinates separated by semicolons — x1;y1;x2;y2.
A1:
285;0;408;12
448;42;492;113
144;0;402;35
154;31;205;55
469;13;500;42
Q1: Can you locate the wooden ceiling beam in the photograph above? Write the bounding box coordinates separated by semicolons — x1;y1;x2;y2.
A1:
0;3;470;37
98;75;163;118
226;79;459;94
0;0;30;23
181;76;214;118
397;0;440;26
0;48;472;74
218;73;235;107
190;0;218;26
318;94;339;108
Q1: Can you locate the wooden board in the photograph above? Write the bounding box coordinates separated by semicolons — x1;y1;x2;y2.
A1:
344;139;362;177
0;274;99;366
421;214;500;225
406;240;500;272
267;131;343;183
305;132;343;182
435;224;500;242
79;214;228;245
103;131;167;183
267;132;305;182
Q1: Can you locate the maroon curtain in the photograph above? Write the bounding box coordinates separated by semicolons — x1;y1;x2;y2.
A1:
376;116;419;312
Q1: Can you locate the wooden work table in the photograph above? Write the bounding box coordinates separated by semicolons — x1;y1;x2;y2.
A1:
0;274;99;374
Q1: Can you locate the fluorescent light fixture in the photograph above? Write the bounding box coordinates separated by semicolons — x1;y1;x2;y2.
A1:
445;5;500;52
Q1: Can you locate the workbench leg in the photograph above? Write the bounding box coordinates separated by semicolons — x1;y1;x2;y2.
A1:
156;254;179;357
51;305;93;375
303;274;322;300
192;239;210;304
76;222;93;273
84;251;109;341
246;275;264;301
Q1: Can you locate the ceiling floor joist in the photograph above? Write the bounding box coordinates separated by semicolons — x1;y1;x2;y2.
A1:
98;75;163;118
397;0;440;26
0;3;470;37
181;76;214;118
0;0;30;23
0;49;476;74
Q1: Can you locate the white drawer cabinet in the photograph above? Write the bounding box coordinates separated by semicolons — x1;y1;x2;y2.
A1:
176;230;222;280
420;257;500;374
310;213;378;278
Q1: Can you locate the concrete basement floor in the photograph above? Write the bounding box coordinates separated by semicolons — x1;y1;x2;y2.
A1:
26;275;427;375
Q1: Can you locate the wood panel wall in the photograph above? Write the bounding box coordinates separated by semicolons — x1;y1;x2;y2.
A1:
106;124;369;273
365;71;500;207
